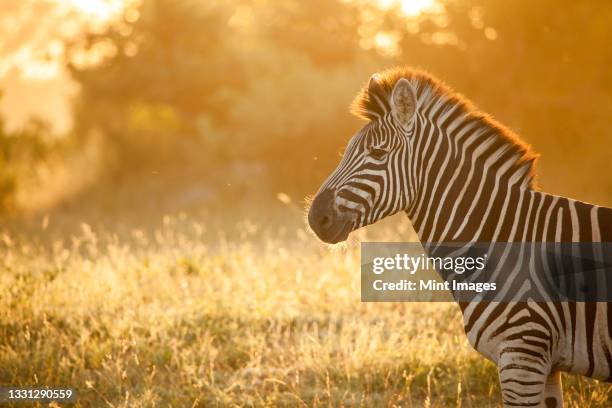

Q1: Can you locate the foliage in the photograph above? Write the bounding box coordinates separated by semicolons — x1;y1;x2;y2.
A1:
61;0;612;203
0;116;54;213
66;0;243;171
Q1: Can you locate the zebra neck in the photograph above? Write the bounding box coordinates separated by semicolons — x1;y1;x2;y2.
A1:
405;132;534;244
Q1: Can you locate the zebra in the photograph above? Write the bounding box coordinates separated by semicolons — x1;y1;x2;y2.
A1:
307;67;612;407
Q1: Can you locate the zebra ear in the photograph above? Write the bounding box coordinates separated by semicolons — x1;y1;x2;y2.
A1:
390;78;416;127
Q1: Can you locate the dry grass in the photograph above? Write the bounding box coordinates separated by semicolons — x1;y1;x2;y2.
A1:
0;213;611;407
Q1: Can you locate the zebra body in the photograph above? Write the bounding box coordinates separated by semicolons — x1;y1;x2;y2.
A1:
308;67;612;407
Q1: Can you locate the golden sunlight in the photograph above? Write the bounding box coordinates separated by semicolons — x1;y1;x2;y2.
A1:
375;0;440;16
374;31;401;57
0;0;135;132
59;0;129;23
400;0;437;16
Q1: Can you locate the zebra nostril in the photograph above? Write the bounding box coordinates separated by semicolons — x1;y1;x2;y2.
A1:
320;215;332;229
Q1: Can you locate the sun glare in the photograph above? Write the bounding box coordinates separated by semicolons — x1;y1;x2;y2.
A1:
3;0;136;81
374;31;400;57
375;0;440;17
60;0;128;23
400;0;437;16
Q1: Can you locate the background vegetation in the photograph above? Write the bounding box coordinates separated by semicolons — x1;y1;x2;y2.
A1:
0;0;611;406
1;0;611;215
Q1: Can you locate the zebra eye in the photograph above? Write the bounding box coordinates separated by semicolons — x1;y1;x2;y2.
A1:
369;147;388;160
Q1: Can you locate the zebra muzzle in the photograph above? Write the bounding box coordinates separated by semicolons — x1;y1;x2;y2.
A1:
308;189;354;244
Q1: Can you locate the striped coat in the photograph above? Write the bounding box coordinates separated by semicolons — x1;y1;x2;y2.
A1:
308;67;612;407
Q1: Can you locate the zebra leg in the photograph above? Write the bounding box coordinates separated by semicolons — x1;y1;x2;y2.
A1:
497;352;550;407
541;371;563;408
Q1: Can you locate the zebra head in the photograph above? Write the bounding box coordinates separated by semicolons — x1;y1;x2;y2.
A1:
309;73;417;243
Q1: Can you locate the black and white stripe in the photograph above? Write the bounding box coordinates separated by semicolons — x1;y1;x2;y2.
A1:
309;68;612;407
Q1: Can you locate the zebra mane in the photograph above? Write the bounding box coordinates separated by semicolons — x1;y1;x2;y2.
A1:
350;67;539;188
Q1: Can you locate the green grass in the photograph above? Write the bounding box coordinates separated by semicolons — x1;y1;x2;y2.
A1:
0;214;611;407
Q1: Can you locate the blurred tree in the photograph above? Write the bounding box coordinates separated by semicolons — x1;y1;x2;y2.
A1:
254;0;364;66
67;0;243;168
0;109;54;213
62;0;612;203
217;0;398;195
0;116;17;213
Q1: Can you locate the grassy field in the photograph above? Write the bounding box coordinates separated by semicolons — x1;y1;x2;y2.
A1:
1;211;611;407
